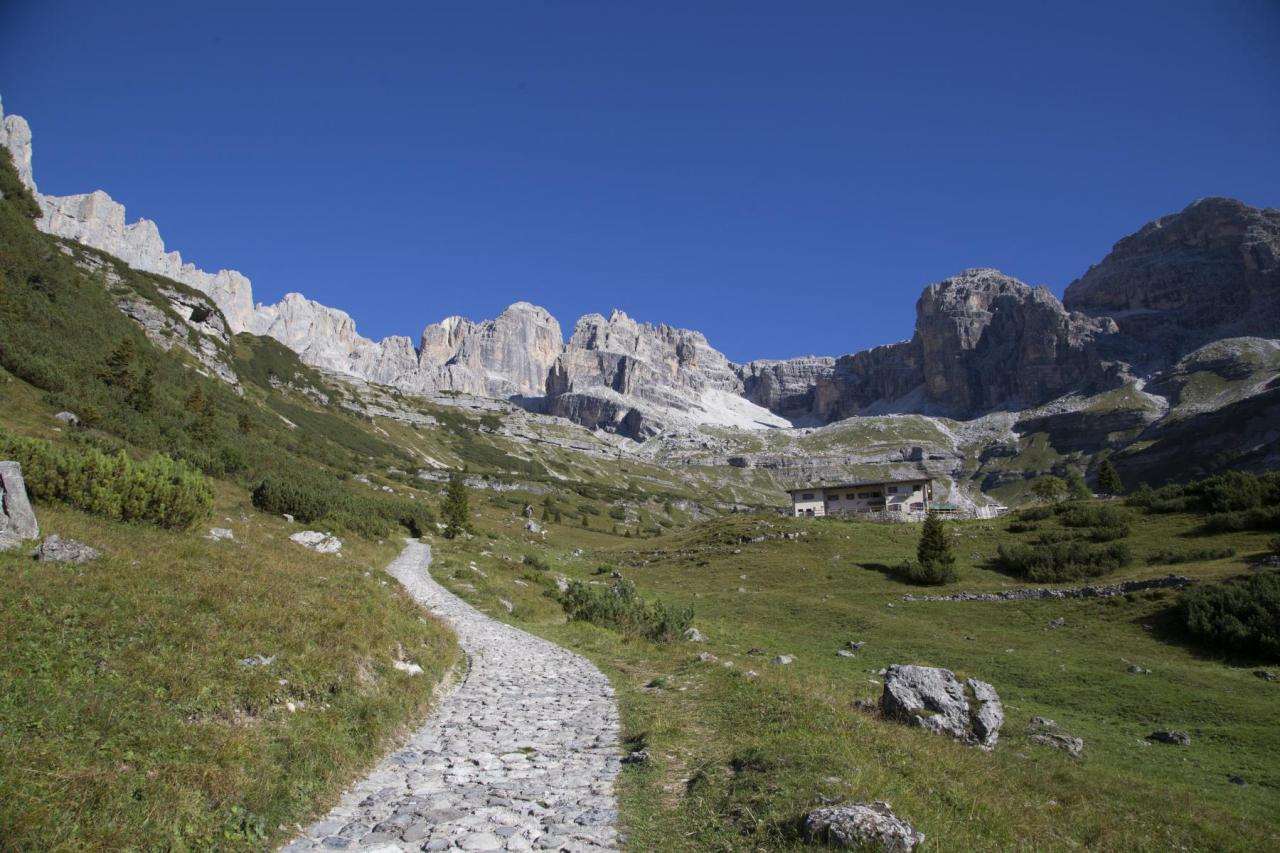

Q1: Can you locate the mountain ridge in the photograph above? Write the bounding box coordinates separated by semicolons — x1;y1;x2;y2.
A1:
3;102;1276;446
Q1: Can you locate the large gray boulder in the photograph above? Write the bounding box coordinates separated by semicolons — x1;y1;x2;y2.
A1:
0;461;39;550
881;664;1004;750
803;801;924;851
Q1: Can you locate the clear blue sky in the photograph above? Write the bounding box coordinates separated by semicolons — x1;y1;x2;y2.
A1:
2;1;1277;362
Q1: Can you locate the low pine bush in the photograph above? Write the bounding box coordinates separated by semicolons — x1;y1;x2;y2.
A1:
896;558;956;586
0;430;213;529
560;576;692;642
1179;571;1280;660
252;472;434;537
994;540;1132;583
1148;547;1236;565
1056;502;1133;531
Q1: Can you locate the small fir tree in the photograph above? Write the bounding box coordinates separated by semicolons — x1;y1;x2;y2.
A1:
912;511;957;584
1097;459;1124;495
441;472;470;539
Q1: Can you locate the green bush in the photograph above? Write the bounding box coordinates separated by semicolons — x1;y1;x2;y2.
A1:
1128;472;1280;526
1088;524;1131;543
252;472;337;522
895;558;956;585
560;576;692;642
251;471;434;537
1148;547;1236;565
1057;502;1133;530
0;430;212;529
1017;506;1053;522
1007;521;1039;534
522;553;550;571
1179;571;1280;660
994;540;1132;583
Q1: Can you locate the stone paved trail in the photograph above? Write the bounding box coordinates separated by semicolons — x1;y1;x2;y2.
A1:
284;541;620;852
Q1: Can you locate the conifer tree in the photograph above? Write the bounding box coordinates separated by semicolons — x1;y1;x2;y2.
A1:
915;511;957;583
98;337;139;392
441;472;470;539
1097;459;1124;495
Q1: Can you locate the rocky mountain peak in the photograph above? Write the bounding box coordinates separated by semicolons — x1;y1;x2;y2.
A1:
1064;197;1280;369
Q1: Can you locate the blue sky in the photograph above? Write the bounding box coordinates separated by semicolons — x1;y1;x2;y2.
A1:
2;1;1277;362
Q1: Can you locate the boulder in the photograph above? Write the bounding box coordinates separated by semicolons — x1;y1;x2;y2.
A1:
54;411;80;426
525;520;543;533
207;528;235;541
773;654;795;665
803;801;924;852
880;664;1004;749
1146;730;1191;746
1028;717;1083;758
684;627;707;643
0;461;39;550
33;534;100;563
289;530;342;553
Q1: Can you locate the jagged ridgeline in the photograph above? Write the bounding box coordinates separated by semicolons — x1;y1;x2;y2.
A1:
2;100;1278;505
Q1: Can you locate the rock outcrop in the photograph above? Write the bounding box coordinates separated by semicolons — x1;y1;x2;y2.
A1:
1065;198;1280;370
744;269;1117;421
417;302;563;399
547;310;787;437
803;802;924;852
33;535;100;563
880;664;1004;749
0;461;39;550
916;269;1116;415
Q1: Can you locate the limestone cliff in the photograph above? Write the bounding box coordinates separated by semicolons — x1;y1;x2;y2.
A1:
1064;197;1280;369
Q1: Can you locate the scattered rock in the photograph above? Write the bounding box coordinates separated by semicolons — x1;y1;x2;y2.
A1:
621;750;650;765
684;627;707;643
393;659;424;676
1254;670;1276;682
903;575;1191;603
837;650;856;658
1028;717;1083;758
525;520;543;533
54;411;80;425
881;664;1003;749
1146;730;1191;746
0;461;39;549
747;647;765;656
207;527;235;541
1048;617;1066;629
289;530;342;553
499;598;514;613
773;654;795;665
697;652;719;663
848;641;866;651
736;586;747;593
803;801;924;851
32;534;101;563
282;513;295;523
1126;665;1152;675
239;654;276;668
1228;774;1247;786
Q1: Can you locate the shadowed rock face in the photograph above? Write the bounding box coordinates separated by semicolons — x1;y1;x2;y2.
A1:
751;269;1116;420
1064;197;1280;369
916;269;1117;415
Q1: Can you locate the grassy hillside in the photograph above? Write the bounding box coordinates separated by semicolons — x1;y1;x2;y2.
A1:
431;493;1280;851
0;149;463;849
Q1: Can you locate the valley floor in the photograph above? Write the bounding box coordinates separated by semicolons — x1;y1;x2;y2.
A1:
431;502;1280;852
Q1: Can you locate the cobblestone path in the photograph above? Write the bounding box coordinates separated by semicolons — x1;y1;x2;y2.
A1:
285;541;620;852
